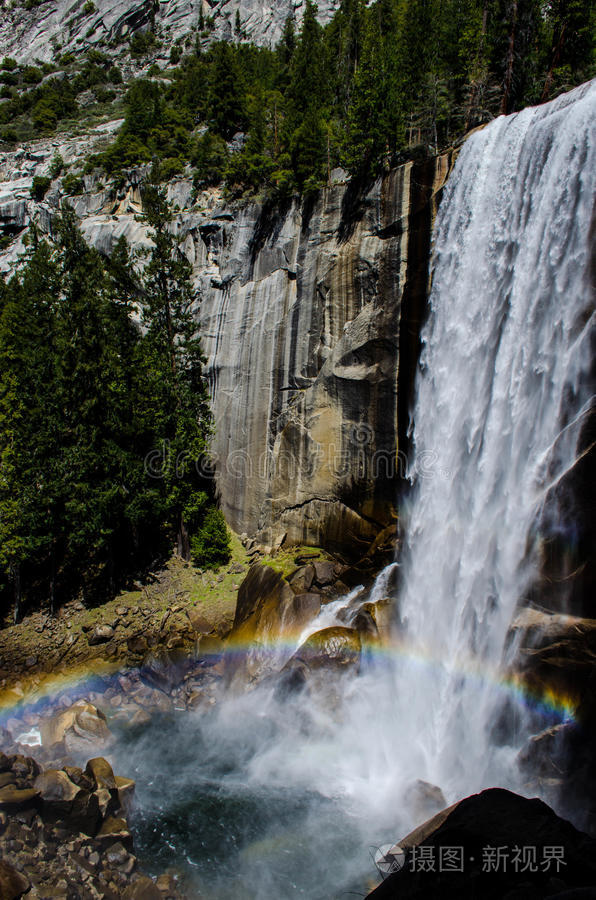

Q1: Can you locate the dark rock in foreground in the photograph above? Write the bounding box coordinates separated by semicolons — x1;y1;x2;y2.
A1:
367;788;596;899
0;750;183;898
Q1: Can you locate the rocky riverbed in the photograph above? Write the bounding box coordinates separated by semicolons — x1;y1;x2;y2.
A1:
0;747;182;900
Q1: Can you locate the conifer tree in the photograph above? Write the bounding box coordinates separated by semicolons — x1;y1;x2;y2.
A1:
136;183;212;559
0;239;61;621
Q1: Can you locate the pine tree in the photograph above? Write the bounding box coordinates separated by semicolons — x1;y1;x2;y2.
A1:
136;183;212;559
208;42;246;138
287;0;329;189
52;207;140;597
343;5;386;175
0;239;61;620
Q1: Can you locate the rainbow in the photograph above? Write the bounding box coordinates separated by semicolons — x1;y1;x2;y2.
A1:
0;633;576;734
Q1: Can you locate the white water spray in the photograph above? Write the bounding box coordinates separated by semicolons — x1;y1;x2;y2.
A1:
392;78;596;800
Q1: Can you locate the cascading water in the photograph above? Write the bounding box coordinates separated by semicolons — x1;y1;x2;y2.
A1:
393;76;596;798
109;80;596;898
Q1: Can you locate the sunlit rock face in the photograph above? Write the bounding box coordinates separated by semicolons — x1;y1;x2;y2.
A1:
197;158;451;553
0;0;339;65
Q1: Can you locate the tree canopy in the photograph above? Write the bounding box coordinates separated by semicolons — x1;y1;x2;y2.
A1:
0;194;230;621
87;0;594;195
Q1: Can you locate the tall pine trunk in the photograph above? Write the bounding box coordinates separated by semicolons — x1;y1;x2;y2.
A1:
177;513;190;561
11;562;21;625
49;551;56;616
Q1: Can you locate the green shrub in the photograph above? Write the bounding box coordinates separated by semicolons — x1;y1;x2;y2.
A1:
31;175;51;200
191;132;228;188
49;153;64;178
107;66;122;84
32;100;58;132
190;507;231;570
59;53;76;66
0;71;18;86
170;44;182;65
156;156;185;180
86;49;108;65
93;85;116;103
129;30;160;59
0;128;17;144
22;66;43;84
62;173;85;195
1;58;17;71
83;1;96;14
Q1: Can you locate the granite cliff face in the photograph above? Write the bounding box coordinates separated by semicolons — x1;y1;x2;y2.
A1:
0;0;338;65
193;159;451;553
0;132;450;555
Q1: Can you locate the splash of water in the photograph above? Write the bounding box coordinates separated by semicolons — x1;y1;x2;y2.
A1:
392;77;596;800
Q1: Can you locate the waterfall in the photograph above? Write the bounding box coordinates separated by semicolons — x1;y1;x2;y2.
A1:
391;78;596;799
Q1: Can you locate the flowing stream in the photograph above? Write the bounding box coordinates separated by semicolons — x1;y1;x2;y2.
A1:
111;80;596;898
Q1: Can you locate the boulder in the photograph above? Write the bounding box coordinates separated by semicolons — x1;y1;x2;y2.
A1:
63;766;94;792
127;634;148;655
290;593;321;628
34;768;102;835
186;608;213;634
114;775;136;812
233;564;294;631
226;564;297;686
96;815;133;849
509;607;596;723
85;757;116;792
34;769;81;811
88;624;115;645
352;597;393;644
0;785;39;809
517;723;571;778
122;876;162;899
403;780;447;824
0;861;30;899
367;788;596;899
288;565;316;594
39;701;112;754
139;650;181;694
313;560;336;587
293;626;361;673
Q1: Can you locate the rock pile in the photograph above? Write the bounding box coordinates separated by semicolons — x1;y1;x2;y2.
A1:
0;751;181;899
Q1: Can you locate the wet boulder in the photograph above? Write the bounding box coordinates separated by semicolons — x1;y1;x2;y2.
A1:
39;700;112;755
288;565;316;594
313;560;336;587
226;564;297;686
352;597;393;644
367;788;596;899
140;649;179;694
294;626;361;673
0;861;30;899
277;626;362;704
289;593;321;628
34;768;81;812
